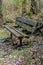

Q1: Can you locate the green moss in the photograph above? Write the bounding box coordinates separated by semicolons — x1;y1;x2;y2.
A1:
0;29;10;39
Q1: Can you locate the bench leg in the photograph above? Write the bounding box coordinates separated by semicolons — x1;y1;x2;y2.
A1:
19;38;23;47
10;33;14;44
10;33;12;39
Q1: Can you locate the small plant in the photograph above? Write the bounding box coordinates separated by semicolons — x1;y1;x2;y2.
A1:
6;15;11;21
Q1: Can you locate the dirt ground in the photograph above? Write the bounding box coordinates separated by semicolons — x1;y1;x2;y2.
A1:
0;36;43;65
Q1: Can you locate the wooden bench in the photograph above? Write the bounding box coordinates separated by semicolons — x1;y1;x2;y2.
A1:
3;25;29;46
3;16;43;46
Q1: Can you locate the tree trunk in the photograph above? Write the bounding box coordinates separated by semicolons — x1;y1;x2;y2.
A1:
0;0;2;18
22;0;26;16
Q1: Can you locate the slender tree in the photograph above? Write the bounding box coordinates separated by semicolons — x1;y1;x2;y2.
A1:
22;0;26;16
0;0;2;18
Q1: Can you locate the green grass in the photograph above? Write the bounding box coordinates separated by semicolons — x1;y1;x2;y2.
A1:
0;29;10;39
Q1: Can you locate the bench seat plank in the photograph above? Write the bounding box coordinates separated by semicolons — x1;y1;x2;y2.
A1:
4;25;23;38
10;26;28;38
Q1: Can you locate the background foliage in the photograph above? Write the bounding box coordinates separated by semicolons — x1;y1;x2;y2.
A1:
0;0;43;20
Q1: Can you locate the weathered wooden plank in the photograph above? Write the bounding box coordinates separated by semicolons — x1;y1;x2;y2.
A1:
9;26;28;38
16;17;37;26
15;21;35;33
4;25;23;38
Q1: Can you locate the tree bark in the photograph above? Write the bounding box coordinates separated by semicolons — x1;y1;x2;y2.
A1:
22;0;26;16
0;0;2;18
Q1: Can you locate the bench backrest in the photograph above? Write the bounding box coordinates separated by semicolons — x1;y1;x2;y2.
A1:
16;17;37;27
15;17;37;33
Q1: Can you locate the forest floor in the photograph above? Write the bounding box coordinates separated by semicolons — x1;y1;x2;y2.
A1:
0;36;43;65
0;28;43;65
